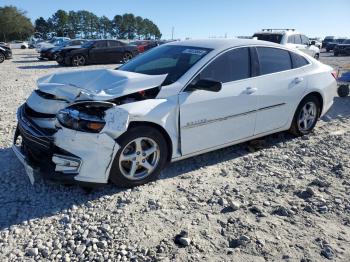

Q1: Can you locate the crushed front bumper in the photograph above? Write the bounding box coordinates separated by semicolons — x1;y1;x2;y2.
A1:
12;105;119;186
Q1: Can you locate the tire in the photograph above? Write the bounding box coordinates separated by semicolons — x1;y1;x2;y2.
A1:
0;52;5;63
338;85;350;97
21;45;26;49
109;126;168;188
289;95;321;136
122;52;133;63
314;53;319;60
326;48;330;52
56;54;64;64
71;54;86;66
334;52;339;57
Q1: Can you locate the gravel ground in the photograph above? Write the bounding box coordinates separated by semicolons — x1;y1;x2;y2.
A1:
0;49;349;261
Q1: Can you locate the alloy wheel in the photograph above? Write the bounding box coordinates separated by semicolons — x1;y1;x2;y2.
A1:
123;53;133;63
118;137;160;180
297;102;317;132
72;55;85;66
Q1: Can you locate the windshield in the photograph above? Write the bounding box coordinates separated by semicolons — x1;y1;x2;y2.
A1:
118;45;212;85
253;33;283;44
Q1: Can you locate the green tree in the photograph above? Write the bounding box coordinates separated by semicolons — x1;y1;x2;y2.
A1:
34;17;50;38
0;6;34;42
50;9;69;36
99;16;113;38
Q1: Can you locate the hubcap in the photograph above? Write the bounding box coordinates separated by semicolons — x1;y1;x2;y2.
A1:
298;102;317;132
118;137;160;180
73;55;85;66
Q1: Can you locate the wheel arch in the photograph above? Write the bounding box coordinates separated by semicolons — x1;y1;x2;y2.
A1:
127;121;173;163
301;91;324;117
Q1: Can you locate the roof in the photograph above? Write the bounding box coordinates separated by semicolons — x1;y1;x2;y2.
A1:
166;38;282;50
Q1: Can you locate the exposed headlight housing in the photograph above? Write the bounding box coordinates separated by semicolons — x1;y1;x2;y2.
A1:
57;102;114;133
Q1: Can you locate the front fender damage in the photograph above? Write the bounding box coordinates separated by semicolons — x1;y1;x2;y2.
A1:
53;107;130;184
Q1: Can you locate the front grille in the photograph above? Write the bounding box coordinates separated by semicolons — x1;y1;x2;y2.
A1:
24;103;56;118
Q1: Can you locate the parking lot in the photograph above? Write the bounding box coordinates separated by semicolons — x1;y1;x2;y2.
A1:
0;49;350;261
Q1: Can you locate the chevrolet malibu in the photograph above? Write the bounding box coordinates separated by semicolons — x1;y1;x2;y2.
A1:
12;39;337;187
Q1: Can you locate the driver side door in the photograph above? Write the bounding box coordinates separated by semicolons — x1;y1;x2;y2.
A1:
89;40;108;64
179;47;259;155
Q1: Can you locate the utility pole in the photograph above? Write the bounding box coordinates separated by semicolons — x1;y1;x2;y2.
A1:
171;26;174;40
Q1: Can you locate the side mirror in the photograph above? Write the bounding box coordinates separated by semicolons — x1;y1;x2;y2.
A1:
310;40;316;45
187;79;222;92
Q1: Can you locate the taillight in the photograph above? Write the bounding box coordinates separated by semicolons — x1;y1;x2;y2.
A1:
331;71;338;79
137;45;145;53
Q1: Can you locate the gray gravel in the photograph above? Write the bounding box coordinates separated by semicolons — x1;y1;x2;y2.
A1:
0;49;350;261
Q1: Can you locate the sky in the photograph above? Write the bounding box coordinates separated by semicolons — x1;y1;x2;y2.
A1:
1;0;349;39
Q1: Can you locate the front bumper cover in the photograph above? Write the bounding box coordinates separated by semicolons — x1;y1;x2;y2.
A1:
12;105;117;186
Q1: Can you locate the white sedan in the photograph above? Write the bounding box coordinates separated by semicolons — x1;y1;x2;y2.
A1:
13;39;337;187
9;40;29;49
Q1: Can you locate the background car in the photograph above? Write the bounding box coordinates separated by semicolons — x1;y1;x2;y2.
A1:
334;39;350;56
309;37;322;49
35;37;70;52
322;36;335;48
38;39;87;61
252;29;320;59
0;43;12;63
9;40;28;49
128;40;158;53
62;40;139;66
325;38;347;52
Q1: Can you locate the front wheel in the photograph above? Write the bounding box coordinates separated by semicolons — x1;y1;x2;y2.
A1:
0;52;5;63
109;126;168;187
21;45;27;49
314;53;319;60
289;96;320;136
71;55;86;66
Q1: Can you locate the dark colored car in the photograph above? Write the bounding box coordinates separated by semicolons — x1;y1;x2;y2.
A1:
334;39;350;56
39;39;87;61
326;38;347;52
322;36;335;49
128;40;158;53
0;44;12;63
62;40;139;66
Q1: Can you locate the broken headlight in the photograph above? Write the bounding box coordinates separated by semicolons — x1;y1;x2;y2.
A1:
57;102;113;133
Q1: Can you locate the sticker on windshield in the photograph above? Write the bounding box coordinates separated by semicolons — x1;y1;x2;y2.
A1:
182;49;208;56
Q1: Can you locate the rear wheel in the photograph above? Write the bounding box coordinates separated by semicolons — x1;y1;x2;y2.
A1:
21;45;26;49
122;52;133;63
338;85;350;97
109;126;168;188
72;55;86;66
56;54;64;65
289;96;320;136
0;52;5;63
314;53;319;60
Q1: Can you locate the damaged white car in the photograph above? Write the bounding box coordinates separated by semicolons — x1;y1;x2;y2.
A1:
13;39;337;187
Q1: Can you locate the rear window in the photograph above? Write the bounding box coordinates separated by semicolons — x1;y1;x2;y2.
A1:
257;47;292;75
290;52;309;68
253;33;283;44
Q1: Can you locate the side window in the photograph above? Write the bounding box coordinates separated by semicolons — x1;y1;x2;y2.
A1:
257;47;292;75
294;35;302;44
300;35;309;45
290;52;309;68
108;41;121;47
199;47;251;83
94;41;107;48
287;35;295;44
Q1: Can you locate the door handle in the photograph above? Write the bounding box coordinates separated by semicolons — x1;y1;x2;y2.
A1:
293;77;304;84
245;87;257;94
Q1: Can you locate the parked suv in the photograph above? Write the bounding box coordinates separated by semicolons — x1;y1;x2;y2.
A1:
334;39;350;56
325;38;347;52
62;40;139;66
253;29;320;59
322;36;335;49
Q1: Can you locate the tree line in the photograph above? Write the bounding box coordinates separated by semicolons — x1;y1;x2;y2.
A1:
0;6;162;42
35;10;162;40
0;6;34;42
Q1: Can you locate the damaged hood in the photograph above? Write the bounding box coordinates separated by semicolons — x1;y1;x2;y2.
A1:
37;69;167;102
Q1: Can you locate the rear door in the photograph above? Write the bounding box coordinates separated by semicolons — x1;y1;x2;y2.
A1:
107;41;125;63
89;40;108;64
254;47;308;134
